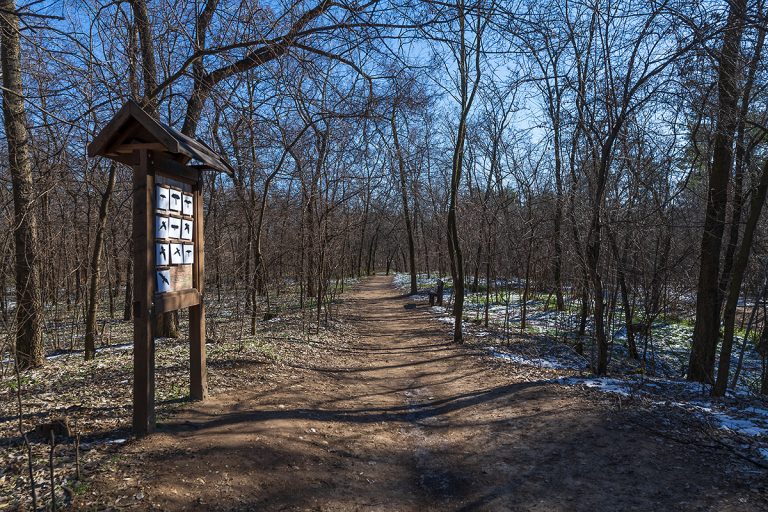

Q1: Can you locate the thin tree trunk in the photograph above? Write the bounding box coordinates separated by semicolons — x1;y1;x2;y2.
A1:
84;163;117;359
714;158;768;395
717;19;764;302
521;242;532;332
484;233;491;327
391;109;417;295
447;1;484;344
357;186;370;277
731;273;768;389
609;231;639;359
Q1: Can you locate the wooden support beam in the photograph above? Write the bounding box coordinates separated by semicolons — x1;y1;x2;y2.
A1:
153;288;200;314
189;182;207;400
114;142;167;153
154;156;201;185
132;149;156;436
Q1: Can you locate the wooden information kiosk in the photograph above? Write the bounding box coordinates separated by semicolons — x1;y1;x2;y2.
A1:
88;100;230;436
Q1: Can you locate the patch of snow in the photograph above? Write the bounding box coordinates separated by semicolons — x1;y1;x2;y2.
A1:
711;412;767;437
560;376;633;396
489;347;583;370
561;376;768;438
2;342;135;364
744;406;768;418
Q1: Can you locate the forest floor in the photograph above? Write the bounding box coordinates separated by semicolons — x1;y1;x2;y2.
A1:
68;275;768;511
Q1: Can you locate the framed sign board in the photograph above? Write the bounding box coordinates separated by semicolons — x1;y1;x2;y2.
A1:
154;178;196;295
88;100;230;437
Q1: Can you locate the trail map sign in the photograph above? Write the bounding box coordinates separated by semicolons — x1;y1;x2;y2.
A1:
156;184;194;290
88;100;230;436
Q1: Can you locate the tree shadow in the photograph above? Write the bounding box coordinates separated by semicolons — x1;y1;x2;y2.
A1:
123;380;752;512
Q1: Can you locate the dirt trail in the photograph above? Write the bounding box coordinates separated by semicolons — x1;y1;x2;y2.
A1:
87;276;766;511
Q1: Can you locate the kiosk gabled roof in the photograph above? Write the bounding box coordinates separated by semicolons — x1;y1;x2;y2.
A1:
88;99;231;174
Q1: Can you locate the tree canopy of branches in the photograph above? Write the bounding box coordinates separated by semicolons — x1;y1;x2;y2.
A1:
1;0;768;397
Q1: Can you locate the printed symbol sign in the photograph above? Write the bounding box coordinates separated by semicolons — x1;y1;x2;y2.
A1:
155;216;169;239
170;243;184;265
183;244;194;264
169;217;181;239
156;269;171;293
182;194;193;216
169;190;182;212
156;243;170;266
156;186;170;210
181;219;193;240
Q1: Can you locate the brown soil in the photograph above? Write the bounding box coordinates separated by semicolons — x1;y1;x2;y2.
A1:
80;276;767;511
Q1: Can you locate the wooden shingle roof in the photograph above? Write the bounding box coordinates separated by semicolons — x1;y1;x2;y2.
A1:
88;99;232;175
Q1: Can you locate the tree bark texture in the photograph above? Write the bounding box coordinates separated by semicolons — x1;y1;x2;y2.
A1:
1;0;45;368
688;0;747;383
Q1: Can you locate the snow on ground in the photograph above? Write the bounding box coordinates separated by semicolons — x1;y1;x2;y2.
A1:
1;341;136;364
430;305;451;319
487;346;585;370
713;412;767;437
395;272;768;461
560;375;768;456
392;273;435;297
392;272;765;395
561;376;634;395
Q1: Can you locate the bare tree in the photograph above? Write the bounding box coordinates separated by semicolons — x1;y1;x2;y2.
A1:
443;0;490;343
689;0;748;383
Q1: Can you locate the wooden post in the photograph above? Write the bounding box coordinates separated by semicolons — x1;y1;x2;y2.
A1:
189;182;207;400
132;149;155;436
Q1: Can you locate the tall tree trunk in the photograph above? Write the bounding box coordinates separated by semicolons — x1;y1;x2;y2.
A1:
688;0;747;383
609;231;639;359
129;0;158;113
366;227;378;275
714;158;768;396
588;141;617;375
521;239;532;331
717;19;764;301
1;0;44;368
472;241;482;293
130;0;178;337
447;1;483;344
552;182;565;310
447;161;466;345
549;61;566;311
84;163;118;359
391;109;417;295
357;185;370;277
484;232;491;327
